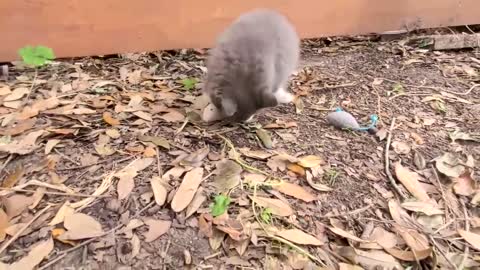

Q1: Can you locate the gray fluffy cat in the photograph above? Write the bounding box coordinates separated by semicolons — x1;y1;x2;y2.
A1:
201;9;300;123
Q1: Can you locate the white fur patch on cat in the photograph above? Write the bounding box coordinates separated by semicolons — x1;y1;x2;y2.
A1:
202;103;225;122
274;87;295;104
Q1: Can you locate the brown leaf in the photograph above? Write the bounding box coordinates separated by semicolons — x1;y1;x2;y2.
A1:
286;163;306;176
95;144;116;156
49;202;75;226
360;227;398;250
8;237;54;269
2;164;24;188
171;167;204;212
18;97;60;120
103;111;120;126
0;209;9;242
275;182;316;202
60;213;104;240
255;129;273;149
143;219;171;242
186;188;206;218
133;111;153;121
4;87;29;101
213;160;242;192
338;247;403;270
45;139;61;154
401;201;443;216
249;196;293;217
393;224;430;254
139;135;170;150
385;247;432;261
275;229;323;246
391;141;411;155
150;176;168;206
115;158;155;200
338;263;364;270
3;194;34;218
394;162;430;202
0;118;36;136
160;110;185;122
328;226;371;243
105;128;121;139
435;152;465;178
453;170;475;196
238;148;272;160
458;229;480;251
0;130;45;155
0;84;11;96
297;155;324;168
413;151;426;170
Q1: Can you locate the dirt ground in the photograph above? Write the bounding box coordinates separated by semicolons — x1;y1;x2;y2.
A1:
0;31;479;270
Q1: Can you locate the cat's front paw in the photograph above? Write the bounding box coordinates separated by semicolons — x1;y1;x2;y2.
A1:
202;103;225;122
274;87;295;104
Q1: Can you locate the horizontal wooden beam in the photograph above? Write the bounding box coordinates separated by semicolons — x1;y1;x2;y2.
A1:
1;0;479;62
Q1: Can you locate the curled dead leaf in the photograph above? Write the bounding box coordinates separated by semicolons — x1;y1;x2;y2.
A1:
275;182;316;202
59;213;104;240
103;111;120;126
143;219;171;242
275;229;323;246
394;162;430;202
171;167;204;212
249;196;293;217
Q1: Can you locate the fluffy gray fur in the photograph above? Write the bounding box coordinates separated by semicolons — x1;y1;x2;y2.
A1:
202;9;300;123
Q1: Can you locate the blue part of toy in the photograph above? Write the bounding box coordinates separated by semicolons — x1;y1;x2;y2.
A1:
333;107;378;131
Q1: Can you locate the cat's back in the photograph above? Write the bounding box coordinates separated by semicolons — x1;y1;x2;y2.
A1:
216;9;299;53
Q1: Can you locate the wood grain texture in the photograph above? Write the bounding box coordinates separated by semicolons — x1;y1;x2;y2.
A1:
1;0;479;61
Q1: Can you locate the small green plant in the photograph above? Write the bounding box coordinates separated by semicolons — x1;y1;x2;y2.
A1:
325;168;340;186
180;77;198;91
260;207;273;224
210;194;231;217
18;45;55;67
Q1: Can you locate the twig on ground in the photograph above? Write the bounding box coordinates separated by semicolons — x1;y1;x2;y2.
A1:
54;149;81;166
57;156;134;171
459;200;470;270
0;154;14;176
429;235;459;270
380;77;478;96
0;204;51;255
0;187;109;198
320;203;373;219
39;201;156;270
384;117;407;200
313;82;357;91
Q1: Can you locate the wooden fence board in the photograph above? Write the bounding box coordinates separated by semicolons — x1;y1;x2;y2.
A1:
1;0;479;61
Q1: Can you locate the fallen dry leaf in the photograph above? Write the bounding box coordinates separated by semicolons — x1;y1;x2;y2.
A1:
458;229;480;251
105;128;121;139
49;202;75;226
0;118;36;136
17;97;60;120
171;167;204;212
256;129;273;149
249;196;293;217
1;164;24;188
286;163;306;176
297;155;324;168
45;139;61;154
0;209;9;242
143;219;171;242
453;170;475;196
213;159;242;192
115;158;155;200
133;111;153;121
394;162;430;202
160;110;185;122
401;201;443;216
391;141;411;155
275;182;316;202
238;148;272;160
59;212;104;240
4;87;29;101
338;247;403;270
385;247;432;261
7;237;54;269
275;229;323;246
0;130;45;155
150;176;168;206
3;194;34;218
329;226;371;243
103;111;120;126
138;135;170;150
435;152;465;178
186;187;206;218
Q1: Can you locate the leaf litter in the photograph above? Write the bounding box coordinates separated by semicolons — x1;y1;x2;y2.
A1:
0;34;479;269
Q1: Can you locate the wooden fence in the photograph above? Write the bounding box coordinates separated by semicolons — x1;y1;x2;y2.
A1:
0;0;479;61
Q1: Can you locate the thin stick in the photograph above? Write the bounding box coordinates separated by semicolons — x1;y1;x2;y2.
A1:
57;156;133;171
0;187;109;198
320;203;373;219
0;154;14;176
39;201;155;270
459;200;470;270
384;117;407;199
0;204;51;254
429;235;459;270
431;165;452;226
